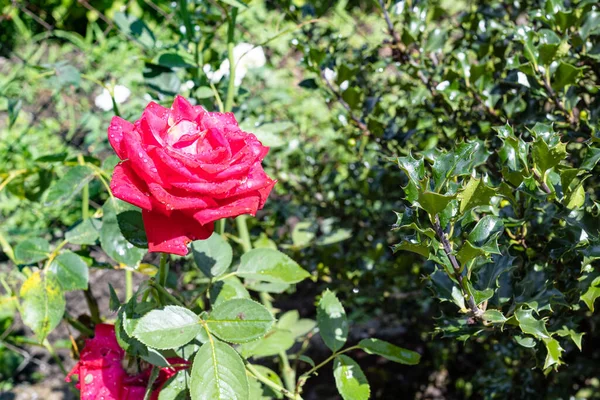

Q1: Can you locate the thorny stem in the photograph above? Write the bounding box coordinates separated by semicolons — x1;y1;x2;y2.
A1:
432;216;483;318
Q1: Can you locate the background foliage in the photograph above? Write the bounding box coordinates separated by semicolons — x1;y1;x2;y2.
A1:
1;0;600;399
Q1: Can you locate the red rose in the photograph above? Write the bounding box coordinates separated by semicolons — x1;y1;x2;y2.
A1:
108;95;275;255
66;324;188;400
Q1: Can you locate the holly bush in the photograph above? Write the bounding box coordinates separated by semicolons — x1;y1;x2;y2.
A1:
1;0;600;399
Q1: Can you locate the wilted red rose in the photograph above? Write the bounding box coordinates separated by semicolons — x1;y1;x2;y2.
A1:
108;95;275;255
66;324;187;400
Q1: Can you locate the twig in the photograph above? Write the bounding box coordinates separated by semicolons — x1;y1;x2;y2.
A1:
533;169;552;194
321;71;371;135
432;216;483;318
541;76;576;125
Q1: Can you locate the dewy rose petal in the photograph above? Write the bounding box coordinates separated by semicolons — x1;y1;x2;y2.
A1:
65;324;188;400
108;95;275;255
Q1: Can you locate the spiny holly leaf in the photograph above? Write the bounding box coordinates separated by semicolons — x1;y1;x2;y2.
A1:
581;147;600;170
482;309;507;324
458;177;496;213
532;137;567;175
542;338;564;370
429;270;466;311
416;191;456;216
514;307;551;340
580;275;600;312
396;153;425;184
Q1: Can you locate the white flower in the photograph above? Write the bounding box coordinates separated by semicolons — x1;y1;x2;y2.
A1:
210;43;266;87
323;68;336;82
94;84;131;111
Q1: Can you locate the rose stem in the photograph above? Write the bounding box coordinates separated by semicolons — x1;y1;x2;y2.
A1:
157;253;169;304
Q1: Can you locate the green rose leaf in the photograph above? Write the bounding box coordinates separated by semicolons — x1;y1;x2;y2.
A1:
117;210;148;248
15;238;50;264
132;305;202;350
191;233;233;278
333;355;371;400
358;338;420;365
240;329;295;358
317;289;348;352
44;165;95;207
100;199;146;266
209;276;250;306
237;248;310;284
190;340;249;400
206;299;274;344
158;370;189;400
20;271;65;341
65;218;102;245
48;251;89;291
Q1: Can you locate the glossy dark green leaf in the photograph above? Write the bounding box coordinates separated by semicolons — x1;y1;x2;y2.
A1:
459;177;496;213
552;62;584;91
514;307;550;340
417;191;456;216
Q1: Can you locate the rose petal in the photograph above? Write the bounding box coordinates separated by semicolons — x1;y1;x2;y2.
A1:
170;179;239;196
143;210;213;255
193;196;260;225
148;182;215;213
170;95;200;125
122;129;166;186
110;162;152;210
139;102;169;146
107;116;133;160
212;164;274;200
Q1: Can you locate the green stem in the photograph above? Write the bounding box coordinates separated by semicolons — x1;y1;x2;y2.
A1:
125;269;133;301
247;363;299;400
143;366;160;400
149;281;185;307
217;219;226;235
159;253;169;288
157;253;170;304
83;288;101;324
64;314;94;336
280;350;296;393
43;339;68;376
235;214;252;253
77;155;89;220
295;346;360;395
224;8;238;113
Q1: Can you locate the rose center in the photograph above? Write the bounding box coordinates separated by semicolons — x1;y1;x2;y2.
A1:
166;120;205;154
